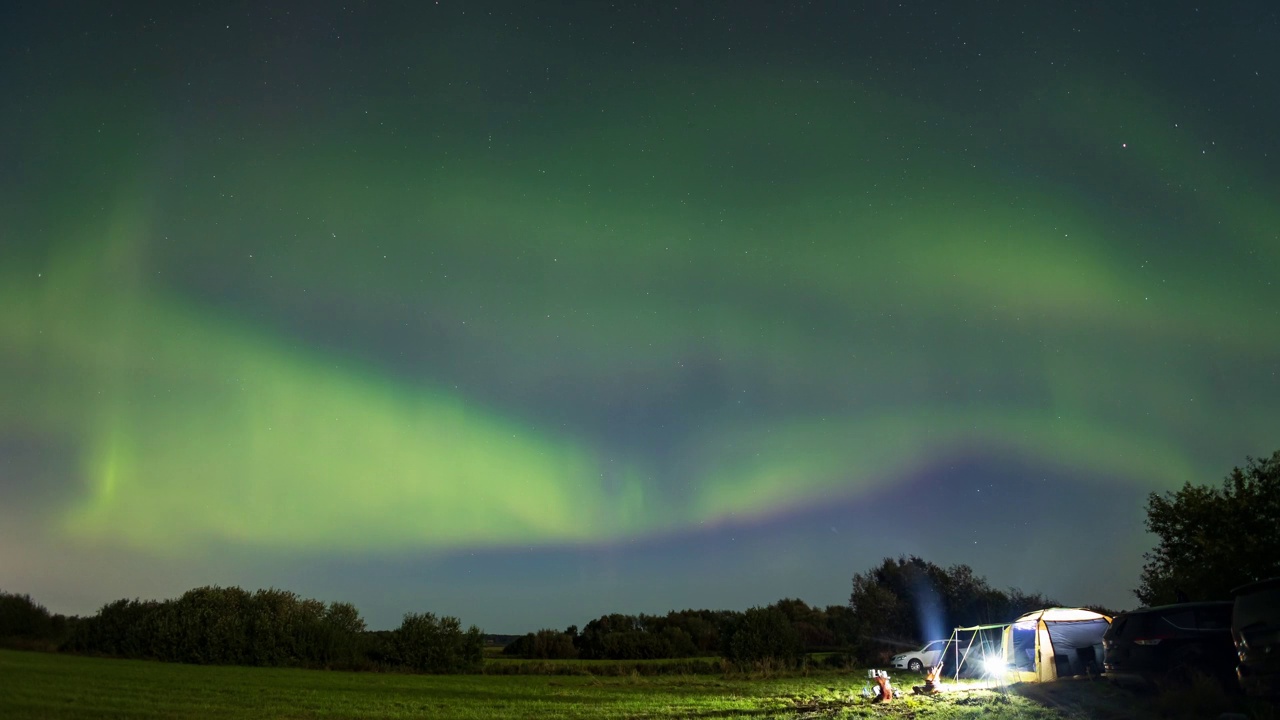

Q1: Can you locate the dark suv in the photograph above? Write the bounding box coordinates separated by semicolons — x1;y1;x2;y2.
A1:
1233;578;1280;698
1103;601;1236;688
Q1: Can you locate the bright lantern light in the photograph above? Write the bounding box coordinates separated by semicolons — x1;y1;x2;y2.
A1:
982;656;1006;675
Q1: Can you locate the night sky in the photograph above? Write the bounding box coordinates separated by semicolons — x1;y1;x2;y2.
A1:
2;1;1277;633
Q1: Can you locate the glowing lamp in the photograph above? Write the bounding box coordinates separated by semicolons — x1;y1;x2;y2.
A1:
982;656;1006;676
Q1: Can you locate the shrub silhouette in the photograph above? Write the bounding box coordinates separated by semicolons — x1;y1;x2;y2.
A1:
391;611;484;673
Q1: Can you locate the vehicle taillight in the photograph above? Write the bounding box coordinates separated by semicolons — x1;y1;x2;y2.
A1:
1133;638;1163;646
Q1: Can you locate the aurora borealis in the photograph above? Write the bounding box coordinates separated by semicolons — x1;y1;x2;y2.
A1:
2;2;1277;631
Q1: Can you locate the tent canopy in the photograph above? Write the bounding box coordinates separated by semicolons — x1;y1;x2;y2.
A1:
1013;608;1108;624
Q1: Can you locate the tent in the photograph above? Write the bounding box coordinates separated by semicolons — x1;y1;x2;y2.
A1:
1001;608;1111;682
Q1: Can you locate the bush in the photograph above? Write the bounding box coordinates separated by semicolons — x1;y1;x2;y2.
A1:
0;592;53;641
167;586;254;664
0;592;73;650
820;651;856;670
62;586;371;669
722;605;803;668
318;602;370;669
66;598;163;658
573;611;723;660
502;629;579;659
391;612;484;673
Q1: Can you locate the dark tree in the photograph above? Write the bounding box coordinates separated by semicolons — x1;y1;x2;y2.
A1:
721;604;803;667
1137;450;1280;605
62;586;371;669
391;611;484;673
772;598;836;650
501;629;578;659
823;604;859;648
0;592;54;643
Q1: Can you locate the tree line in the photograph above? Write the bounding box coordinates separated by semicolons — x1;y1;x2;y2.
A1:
0;558;1055;672
2;449;1275;673
0;586;482;673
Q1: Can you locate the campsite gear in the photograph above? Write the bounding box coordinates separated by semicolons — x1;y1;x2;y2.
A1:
916;661;947;691
913;663;943;694
872;671;893;702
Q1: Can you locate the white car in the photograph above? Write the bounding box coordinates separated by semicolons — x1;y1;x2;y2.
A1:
891;640;949;672
892;639;1003;675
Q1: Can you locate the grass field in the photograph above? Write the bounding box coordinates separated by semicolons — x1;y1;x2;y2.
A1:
480;652;726;676
1;649;1270;719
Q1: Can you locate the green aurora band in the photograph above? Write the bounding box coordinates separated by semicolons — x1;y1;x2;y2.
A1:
2;69;1276;555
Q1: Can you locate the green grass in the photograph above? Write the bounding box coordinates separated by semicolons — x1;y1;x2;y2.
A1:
481;654;726;675
0;648;1259;720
